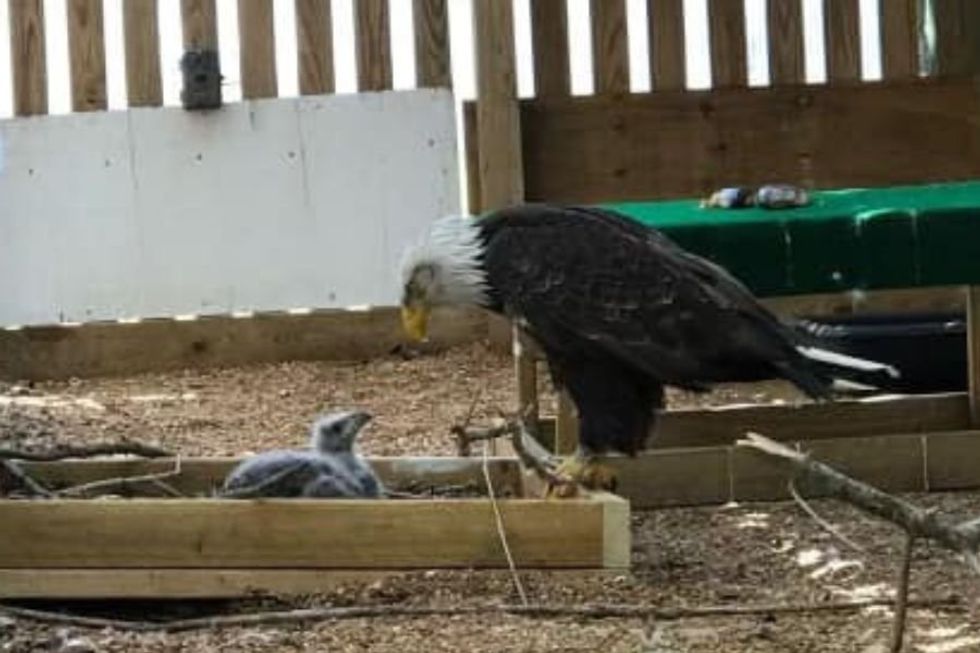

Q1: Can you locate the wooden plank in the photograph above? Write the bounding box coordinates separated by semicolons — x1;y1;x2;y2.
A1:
355;0;392;91
238;0;278;99
21;457;526;497
930;0;980;77
823;0;861;82
518;78;980;203
648;0;685;90
554;391;579;454
530;0;570;98
969;286;980;426
879;0;917;79
761;286;966;319
414;0;451;88
0;498;608;568
926;431;980;490
600;493;631;568
296;0;334;95
463;101;483;212
515;327;541;440
800;434;925;493
473;0;524;210
181;0;218;50
731;445;791;501
123;0;162;107
8;0;48;115
67;0;107;112
590;0;629;95
707;0;747;88
610;447;731;508
767;0;805;85
0;307;488;382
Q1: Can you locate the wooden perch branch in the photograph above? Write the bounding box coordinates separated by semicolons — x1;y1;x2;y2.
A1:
0;442;172;461
738;433;980;570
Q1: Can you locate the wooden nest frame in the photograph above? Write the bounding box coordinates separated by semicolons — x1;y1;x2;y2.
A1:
0;456;629;600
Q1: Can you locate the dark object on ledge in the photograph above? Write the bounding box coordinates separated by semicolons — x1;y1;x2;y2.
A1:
180;49;223;111
792;312;967;394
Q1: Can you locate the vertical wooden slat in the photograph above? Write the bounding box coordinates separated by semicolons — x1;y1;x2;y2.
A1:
767;0;805;85
879;0;917;79
707;0;747;87
530;0;570;97
238;0;278;99
648;0;685;90
123;0;162;107
472;0;524;211
969;287;980;427
590;0;629;94
356;0;392;91
181;0;218;50
295;0;334;95
8;0;48;115
823;0;861;82
931;0;980;77
414;0;451;88
67;0;107;112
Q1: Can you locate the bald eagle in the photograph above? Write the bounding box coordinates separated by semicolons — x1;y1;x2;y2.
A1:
399;205;899;490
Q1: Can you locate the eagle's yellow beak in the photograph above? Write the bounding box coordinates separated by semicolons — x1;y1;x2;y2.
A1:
401;305;430;342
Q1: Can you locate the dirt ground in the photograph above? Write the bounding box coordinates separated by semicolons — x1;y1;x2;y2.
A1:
1;341;979;652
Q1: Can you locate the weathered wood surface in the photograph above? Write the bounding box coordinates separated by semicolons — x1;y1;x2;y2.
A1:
824;0;862;82
123;0;163;106
238;0;278;99
355;0;392;91
9;0;48;115
414;0;452;88
530;0;570;98
767;0;805;85
707;0;747;87
648;0;685;91
295;0;334;94
67;0;107;111
0;307;488;382
512;78;980;203
591;0;629;95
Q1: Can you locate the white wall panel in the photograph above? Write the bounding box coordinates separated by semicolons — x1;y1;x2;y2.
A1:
0;89;459;325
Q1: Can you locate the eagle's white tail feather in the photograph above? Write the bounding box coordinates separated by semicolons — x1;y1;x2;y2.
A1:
796;346;900;378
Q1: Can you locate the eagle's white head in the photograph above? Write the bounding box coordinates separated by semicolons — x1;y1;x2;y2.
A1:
398;215;489;340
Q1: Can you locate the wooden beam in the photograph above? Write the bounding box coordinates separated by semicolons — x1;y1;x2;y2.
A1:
648;0;685;90
67;0;107;112
356;0;392;91
707;0;747;88
123;0;162;107
414;0;451;88
515;326;540;439
238;0;278;99
969;286;980;426
517;78;980;203
295;0;334;95
760;286;965;319
181;0;218;50
0;307;489;382
0;496;624;569
823;0;861;82
554;391;579;455
767;0;805;85
530;0;570;98
930;0;980;77
590;0;629;95
472;0;524;211
879;0;918;79
8;0;48;115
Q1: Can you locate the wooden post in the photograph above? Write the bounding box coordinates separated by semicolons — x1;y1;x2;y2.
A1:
238;0;278;99
590;0;629;94
767;0;805;85
707;0;747;87
555;391;580;455
514;325;540;439
530;0;570;98
648;0;685;91
969;287;980;427
880;0;918;79
123;0;162;107
296;0;334;95
930;0;980;77
67;0;107;111
181;0;218;50
823;0;861;82
414;0;451;88
355;0;392;91
8;0;47;116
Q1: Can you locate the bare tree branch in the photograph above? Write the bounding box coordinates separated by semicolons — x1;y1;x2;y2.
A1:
788;479;866;554
0;459;53;497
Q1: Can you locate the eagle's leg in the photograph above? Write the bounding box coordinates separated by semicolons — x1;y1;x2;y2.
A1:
544;448;617;498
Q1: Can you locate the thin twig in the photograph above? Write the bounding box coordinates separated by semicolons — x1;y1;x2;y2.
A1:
0;442;172;461
55;457;183;498
891;534;916;653
483;441;529;606
0;596;962;634
451;388;486;456
788;479;867;554
0;459;53;497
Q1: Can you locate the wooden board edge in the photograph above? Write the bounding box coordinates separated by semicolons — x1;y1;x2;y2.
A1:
596;491;631;568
